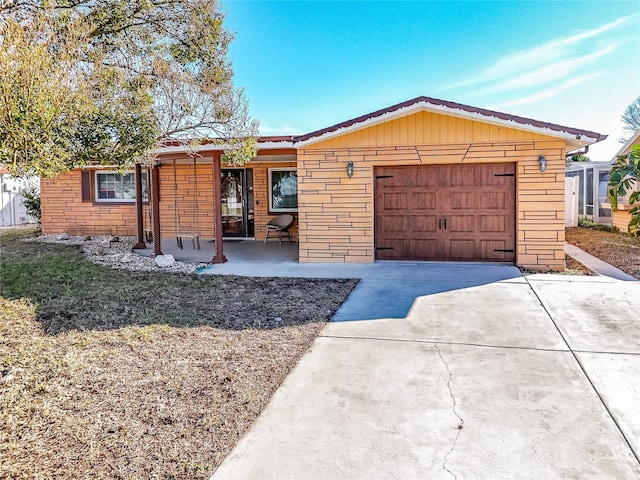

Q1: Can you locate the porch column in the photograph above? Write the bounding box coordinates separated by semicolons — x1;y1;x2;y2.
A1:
211;151;227;264
151;162;163;256
132;162;146;249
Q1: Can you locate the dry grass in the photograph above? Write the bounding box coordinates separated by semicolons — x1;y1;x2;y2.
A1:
0;230;357;479
566;227;640;279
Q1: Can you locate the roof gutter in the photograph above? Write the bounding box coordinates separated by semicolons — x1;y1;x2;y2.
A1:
566;146;589;158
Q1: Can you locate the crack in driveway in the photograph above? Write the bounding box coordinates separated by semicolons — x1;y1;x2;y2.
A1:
434;343;464;480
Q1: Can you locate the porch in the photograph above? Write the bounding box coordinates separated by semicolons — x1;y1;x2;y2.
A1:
137;238;299;265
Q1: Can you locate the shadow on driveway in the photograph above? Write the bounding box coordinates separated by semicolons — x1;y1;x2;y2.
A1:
331;263;523;321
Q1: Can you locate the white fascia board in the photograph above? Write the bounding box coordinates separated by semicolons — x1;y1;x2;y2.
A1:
295;101;600;148
257;141;295;149
154;140;294;155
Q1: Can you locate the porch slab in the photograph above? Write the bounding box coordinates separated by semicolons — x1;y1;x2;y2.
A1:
136;238;299;265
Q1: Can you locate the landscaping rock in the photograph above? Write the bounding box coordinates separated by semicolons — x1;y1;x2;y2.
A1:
57;233;69;240
31;234;203;274
155;254;175;268
120;253;136;263
1;366;24;383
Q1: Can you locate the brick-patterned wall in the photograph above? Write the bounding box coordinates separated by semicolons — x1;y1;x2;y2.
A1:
297;139;566;270
157;161;215;237
147;158;299;240
41;170;140;236
41;159;298;241
515;140;566;270
250;160;298;241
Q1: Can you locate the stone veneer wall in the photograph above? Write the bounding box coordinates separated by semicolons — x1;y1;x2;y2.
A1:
296;111;566;270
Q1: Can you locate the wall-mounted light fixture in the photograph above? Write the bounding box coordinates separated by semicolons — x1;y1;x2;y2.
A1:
538;155;547;173
346;161;354;179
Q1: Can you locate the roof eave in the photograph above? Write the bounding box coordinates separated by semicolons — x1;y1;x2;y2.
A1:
154;138;294;155
294;98;606;149
612;129;640;161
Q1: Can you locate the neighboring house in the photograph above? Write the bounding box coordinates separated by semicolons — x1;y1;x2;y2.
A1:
0;167;40;227
40;96;606;271
609;129;640;233
565;160;612;225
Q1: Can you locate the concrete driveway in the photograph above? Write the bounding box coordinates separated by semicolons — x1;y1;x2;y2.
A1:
211;267;640;479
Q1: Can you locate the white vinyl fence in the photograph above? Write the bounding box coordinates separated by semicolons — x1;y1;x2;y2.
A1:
565;176;579;227
0;174;40;227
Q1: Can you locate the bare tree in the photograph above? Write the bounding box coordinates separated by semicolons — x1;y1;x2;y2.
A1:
0;0;258;177
621;95;640;143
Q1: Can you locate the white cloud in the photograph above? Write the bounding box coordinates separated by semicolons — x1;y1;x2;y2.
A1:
442;14;634;92
472;44;618;97
492;72;603;109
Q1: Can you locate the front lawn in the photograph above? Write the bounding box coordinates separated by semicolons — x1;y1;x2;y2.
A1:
0;230;357;479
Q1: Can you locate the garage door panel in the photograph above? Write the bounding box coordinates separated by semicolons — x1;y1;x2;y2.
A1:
375;168;406;187
382;192;408;210
480;240;514;262
478;191;507;210
449;191;475;209
411;192;436;210
450;165;475;186
479;215;506;233
375;163;515;263
375;238;409;260
449;215;475;233
448;239;476;260
480;163;516;186
411;215;438;233
413;165;448;187
376;215;406;233
410;239;438;259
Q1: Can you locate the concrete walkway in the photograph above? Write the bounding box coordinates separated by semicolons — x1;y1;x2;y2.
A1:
211;269;640;479
565;242;637;281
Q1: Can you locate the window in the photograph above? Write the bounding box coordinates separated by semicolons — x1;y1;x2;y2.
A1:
95;171;148;202
269;169;298;212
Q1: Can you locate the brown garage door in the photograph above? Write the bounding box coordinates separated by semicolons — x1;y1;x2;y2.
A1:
374;163;515;262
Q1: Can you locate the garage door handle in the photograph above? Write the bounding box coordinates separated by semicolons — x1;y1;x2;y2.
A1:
439;218;442;229
443;218;447;230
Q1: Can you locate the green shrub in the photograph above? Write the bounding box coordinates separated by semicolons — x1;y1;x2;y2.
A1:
577;217;619;233
21;188;41;226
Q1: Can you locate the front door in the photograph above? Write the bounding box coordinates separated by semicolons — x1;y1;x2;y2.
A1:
221;169;253;237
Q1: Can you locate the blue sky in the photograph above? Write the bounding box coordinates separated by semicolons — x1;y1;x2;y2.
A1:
222;1;640;160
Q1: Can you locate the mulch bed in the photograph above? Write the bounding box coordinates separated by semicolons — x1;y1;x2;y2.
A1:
563;254;596;276
566;227;640;279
